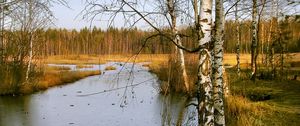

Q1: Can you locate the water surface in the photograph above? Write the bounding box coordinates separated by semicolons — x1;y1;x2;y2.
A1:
0;62;197;126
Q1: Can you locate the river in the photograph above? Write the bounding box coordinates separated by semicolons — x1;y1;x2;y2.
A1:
0;62;197;126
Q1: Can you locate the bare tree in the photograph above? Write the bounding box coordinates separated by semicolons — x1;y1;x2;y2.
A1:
0;0;66;94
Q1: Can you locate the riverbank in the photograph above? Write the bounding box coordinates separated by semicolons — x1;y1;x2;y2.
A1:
146;54;300;125
23;70;101;94
0;66;101;95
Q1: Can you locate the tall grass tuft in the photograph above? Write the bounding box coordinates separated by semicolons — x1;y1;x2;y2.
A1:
149;54;197;94
0;62;29;95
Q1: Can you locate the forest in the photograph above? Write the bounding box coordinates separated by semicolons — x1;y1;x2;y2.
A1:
0;0;300;126
17;18;300;56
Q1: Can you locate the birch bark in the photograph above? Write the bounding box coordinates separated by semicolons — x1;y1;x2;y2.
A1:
25;0;33;81
167;0;189;92
235;1;241;77
197;0;214;125
213;0;225;125
251;0;258;81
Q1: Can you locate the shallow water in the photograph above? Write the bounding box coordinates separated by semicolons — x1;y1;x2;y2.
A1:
0;62;197;126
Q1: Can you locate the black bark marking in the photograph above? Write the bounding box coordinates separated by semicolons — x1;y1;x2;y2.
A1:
204;9;212;13
200;19;208;22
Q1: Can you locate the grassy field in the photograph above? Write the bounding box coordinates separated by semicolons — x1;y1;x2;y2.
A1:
141;53;300;126
225;68;300;125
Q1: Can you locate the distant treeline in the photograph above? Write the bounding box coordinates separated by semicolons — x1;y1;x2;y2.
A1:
33;18;299;56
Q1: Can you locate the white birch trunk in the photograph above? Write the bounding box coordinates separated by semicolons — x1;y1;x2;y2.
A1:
167;0;189;92
25;0;33;81
175;34;190;91
235;2;241;77
213;0;225;125
197;0;214;125
251;0;258;81
26;35;33;81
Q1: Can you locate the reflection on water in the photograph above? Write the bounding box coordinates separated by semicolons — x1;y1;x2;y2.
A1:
159;94;198;126
0;62;197;126
0;96;31;126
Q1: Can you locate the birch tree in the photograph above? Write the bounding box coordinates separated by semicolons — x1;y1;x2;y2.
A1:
166;0;189;92
12;0;55;82
269;0;278;78
197;0;214;125
213;0;225;125
235;0;241;77
251;0;258;81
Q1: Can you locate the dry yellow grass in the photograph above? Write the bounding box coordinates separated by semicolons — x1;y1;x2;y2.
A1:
46;66;71;71
104;66;117;71
35;70;101;91
44;54;169;64
76;64;93;69
147;53;300;125
45;55;104;64
17;67;101;94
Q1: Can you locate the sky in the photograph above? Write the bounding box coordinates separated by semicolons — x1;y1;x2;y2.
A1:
51;0;149;30
51;0;300;30
51;0;92;30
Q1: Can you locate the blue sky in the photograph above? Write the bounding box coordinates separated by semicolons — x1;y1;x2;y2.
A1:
51;0;149;30
51;0;300;30
51;0;91;30
51;0;170;30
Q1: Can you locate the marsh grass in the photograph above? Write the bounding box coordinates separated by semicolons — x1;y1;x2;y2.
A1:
46;66;71;71
76;64;93;69
19;70;101;94
45;54;169;65
148;54;195;94
0;65;101;95
104;66;117;71
0;63;28;95
148;54;300;125
225;67;300;126
34;70;101;92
